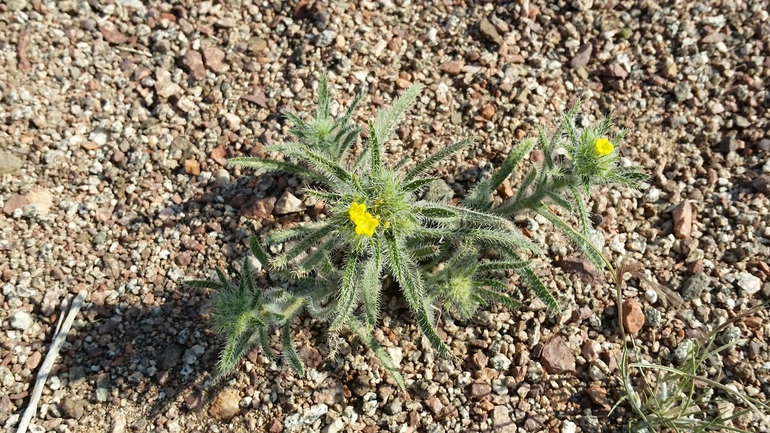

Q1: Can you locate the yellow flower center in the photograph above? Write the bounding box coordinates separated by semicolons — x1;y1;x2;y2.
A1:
348;202;380;237
595;137;614;156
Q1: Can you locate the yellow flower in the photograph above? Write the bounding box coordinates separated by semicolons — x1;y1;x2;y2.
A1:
348;202;379;237
595;137;614;156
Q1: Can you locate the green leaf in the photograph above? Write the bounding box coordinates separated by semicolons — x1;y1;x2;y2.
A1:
473;279;509;292
348;317;406;393
294;235;344;275
453;206;517;231
361;238;383;329
330;253;359;330
265;222;328;244
262;143;307;153
303;188;341;202
333;123;361;163
334;92;364;131
501;247;559;312
215;267;229;287
394;154;411;171
316;74;330;121
284;110;308;129
465;228;543;255
217;322;250;377
385;232;452;359
404;136;473;182
464;138;536;209
281;321;305;377
570;186;591;236
417;204;459;219
228;157;330;186
273;223;337;268
374;84;422;145
403;177;438;193
545;190;574;212
369;121;381;177
302;150;354;186
185;279;226;291
476;288;522;311
258;326;277;360
476;260;527;273
535;205;607;272
249;234;272;271
602;166;648;189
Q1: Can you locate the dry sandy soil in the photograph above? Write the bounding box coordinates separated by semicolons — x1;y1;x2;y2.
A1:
1;0;769;432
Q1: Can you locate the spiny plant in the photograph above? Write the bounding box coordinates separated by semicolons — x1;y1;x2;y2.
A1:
461;102;647;276
187;76;647;393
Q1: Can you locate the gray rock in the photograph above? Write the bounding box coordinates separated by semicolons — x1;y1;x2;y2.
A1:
0;366;15;389
60;397;85;419
182;345;205;365
316;30;336;47
68;365;87;388
672;339;695;365
489;353;511;370
492;405;515;432
570;43;593;69
646;308;662;327
479;18;503;45
383;398;402;415
0;150;23;175
285;403;329;428
719;326;741;346
571;0;593;11
735;272;761;295
215;169;231;187
719;136;738;153
6;0;28;12
578;416;602;433
322;418;345;433
274;191;304;214
680;272;710;301
157;344;184;370
673;82;693;102
95;372;110;402
422;180;454;203
757;138;770;153
8;310;34;330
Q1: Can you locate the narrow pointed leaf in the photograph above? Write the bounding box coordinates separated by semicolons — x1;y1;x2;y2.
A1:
228;157;330;185
348;317;406;393
404;136;473;182
403;177;438;193
476;288;522;311
361;238;383;329
265;222;327;244
330;253;359;330
185;279;226;291
215;267;229;286
258;326;277;360
273;223;337;268
302;150;354;185
502;247;559;312
369;121;381;177
535;205;607;272
570;186;591;236
281;321;305;377
316;74;330;120
374;84;421;145
465;138;535;209
385;232;452;359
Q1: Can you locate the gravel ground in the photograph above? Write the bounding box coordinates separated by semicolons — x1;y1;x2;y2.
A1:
1;0;769;432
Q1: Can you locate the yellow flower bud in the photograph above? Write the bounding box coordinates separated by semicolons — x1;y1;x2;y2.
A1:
595;137;614;156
